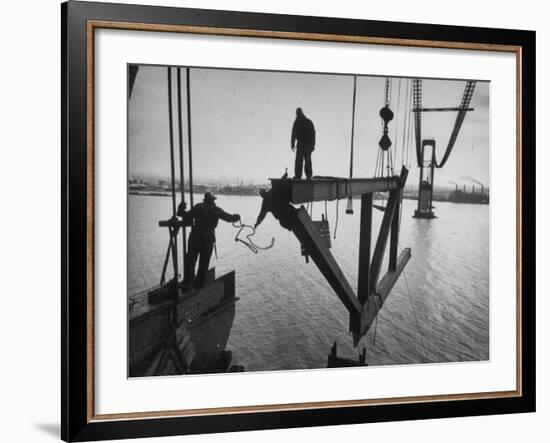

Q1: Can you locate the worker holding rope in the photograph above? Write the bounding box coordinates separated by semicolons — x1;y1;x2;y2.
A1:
177;191;240;289
254;188;297;231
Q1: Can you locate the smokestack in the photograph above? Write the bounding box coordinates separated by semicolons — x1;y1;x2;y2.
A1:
472;184;475;193
463;184;466;192
481;184;484;194
455;184;458;191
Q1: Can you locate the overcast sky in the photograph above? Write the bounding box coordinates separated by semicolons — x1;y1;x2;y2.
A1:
128;65;489;189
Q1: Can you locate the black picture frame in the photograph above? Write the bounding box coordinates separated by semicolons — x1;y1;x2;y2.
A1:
62;1;536;441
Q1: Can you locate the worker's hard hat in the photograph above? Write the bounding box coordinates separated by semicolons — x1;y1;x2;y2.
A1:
204;191;217;202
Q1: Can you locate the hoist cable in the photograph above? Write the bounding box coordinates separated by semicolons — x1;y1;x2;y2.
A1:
384;77;392;106
408;91;412;167
406;80;414;168
176;68;187;273
408;83;415;169
186;68;195;208
334;199;340;239
349;76;357;181
393;78;402;173
166;67;179;327
374;146;381;177
388;147;394;177
167;69;177;216
401;79;410;170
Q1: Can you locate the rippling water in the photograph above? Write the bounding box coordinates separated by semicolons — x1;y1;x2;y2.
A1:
128;193;489;371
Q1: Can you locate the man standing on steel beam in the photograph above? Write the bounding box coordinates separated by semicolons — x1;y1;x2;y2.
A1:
291;107;316;180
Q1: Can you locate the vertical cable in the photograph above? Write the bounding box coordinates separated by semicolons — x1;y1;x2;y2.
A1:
349;75;357;180
407;81;414;168
346;76;357;214
176;68;187;275
401;79;410;166
167;67;179;325
186;68;194;207
393;78;402;174
167;68;177;216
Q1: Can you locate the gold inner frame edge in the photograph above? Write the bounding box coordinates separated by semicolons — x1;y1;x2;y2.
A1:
85;19;523;423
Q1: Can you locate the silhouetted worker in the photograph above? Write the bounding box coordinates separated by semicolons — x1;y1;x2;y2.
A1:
255;188;298;231
177;191;240;288
291;107;316;180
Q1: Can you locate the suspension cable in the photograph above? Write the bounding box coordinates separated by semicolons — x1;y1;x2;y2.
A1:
412;79;476;169
435;81;477;168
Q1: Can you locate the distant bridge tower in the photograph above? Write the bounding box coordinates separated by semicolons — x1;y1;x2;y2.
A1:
411;79;476;219
414;139;436;219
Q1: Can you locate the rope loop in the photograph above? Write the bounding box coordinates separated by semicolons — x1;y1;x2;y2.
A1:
232;220;275;254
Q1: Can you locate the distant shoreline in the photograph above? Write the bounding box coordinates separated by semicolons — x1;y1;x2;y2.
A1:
129;190;259;197
129;190;489;205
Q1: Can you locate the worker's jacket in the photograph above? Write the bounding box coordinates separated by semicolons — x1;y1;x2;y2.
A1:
291;116;316;151
178;202;239;241
255;190;298;231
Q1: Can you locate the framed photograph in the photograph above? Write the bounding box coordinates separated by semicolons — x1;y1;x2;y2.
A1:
62;1;535;441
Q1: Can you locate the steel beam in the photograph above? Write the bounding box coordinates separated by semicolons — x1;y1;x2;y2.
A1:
389;190;401;270
354;248;411;340
357;193;372;305
270;176;400;204
370;168;408;287
292;207;361;315
270;166;411;346
369;189;400;289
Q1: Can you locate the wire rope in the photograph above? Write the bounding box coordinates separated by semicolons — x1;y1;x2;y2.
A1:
232;220;275;254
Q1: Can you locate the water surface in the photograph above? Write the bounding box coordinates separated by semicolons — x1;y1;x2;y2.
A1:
128;193;489;371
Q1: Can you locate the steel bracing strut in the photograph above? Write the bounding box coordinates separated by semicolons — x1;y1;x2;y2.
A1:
270;167;410;345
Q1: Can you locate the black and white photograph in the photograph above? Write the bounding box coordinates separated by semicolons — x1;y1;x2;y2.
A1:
0;0;543;440
127;64;489;377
